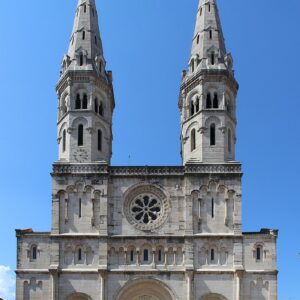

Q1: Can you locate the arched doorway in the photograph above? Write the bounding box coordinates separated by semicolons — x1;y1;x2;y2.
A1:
66;293;91;300
116;278;176;300
201;293;227;300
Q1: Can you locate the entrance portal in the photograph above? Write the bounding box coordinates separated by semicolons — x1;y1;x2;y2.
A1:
116;278;175;300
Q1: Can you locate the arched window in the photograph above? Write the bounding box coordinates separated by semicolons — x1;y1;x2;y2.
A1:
195;97;200;112
83;4;86;13
210;124;216;146
79;53;83;66
158;250;162;262
75;94;81;109
97;130;102;151
211;198;215;218
82;31;85;40
78;124;84;146
191;59;195;73
197;34;200;44
208;3;211;12
99;102;103;116
200;7;202;16
256;246;262;261
228;128;232;153
32;246;37;260
143;249;149;262
190;101;195;116
206;93;212;108
79;198;82;218
209;30;212;39
191;129;196;151
62;130;66;152
211;52;215;65
213;93;219;108
82;94;88;109
130;250;134;262
94;98;98;113
78;248;82;261
210;249;215;261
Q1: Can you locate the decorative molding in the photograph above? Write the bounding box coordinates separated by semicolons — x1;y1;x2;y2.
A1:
52;164;242;176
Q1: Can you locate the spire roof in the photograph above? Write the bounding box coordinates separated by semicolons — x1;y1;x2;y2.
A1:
67;0;104;62
189;0;231;72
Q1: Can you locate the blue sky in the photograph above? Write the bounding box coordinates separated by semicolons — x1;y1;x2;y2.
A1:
0;0;299;299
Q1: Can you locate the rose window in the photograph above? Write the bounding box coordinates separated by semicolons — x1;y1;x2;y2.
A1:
131;195;162;225
124;185;170;231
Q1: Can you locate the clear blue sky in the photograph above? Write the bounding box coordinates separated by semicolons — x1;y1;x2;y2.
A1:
0;0;299;298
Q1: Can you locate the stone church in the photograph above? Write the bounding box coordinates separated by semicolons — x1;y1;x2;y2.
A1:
16;0;278;299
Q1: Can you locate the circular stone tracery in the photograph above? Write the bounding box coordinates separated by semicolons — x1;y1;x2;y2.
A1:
124;185;170;231
131;194;162;225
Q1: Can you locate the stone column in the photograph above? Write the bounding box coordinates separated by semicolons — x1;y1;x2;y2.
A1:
99;270;106;300
49;268;58;300
235;270;243;300
186;271;193;300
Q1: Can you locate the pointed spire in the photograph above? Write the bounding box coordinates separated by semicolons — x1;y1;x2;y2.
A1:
189;0;232;72
67;0;105;68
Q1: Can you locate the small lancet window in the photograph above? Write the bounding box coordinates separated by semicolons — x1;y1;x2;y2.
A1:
200;7;202;16
197;34;200;44
78;124;84;146
99;102;103;116
83;4;87;13
99;61;103;73
62;130;66;152
32;246;37;260
130;250;134;262
211;52;215;65
208;3;211;12
191;59;195;73
211;198;215;218
95;36;97;45
213;93;219;108
76;94;81;109
210;124;216;146
92;8;95;17
94;98;98;113
78;248;82;261
79;54;84;66
256;247;261;261
144;249;149;262
195;97;200;112
79;198;82;218
211;249;215;261
82;31;85;40
97;130;102;151
228;128;232;153
206;93;212;109
158;250;162;262
190;101;195;116
191;129;196;151
82;94;88;109
209;30;213;40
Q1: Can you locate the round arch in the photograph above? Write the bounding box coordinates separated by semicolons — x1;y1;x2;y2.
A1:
66;292;91;300
201;293;228;300
116;278;177;300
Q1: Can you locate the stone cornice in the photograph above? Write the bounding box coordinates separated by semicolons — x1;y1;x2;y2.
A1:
51;163;242;176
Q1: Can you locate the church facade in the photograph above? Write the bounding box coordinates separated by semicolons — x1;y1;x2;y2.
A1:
16;0;278;299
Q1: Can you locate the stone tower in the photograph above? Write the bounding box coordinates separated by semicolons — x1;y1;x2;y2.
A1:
16;1;278;300
57;0;114;164
180;0;237;164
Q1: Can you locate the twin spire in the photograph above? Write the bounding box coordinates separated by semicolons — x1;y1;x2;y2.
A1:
65;0;105;71
188;0;232;74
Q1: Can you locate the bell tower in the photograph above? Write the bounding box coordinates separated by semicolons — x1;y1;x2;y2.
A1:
56;0;114;164
179;0;238;165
